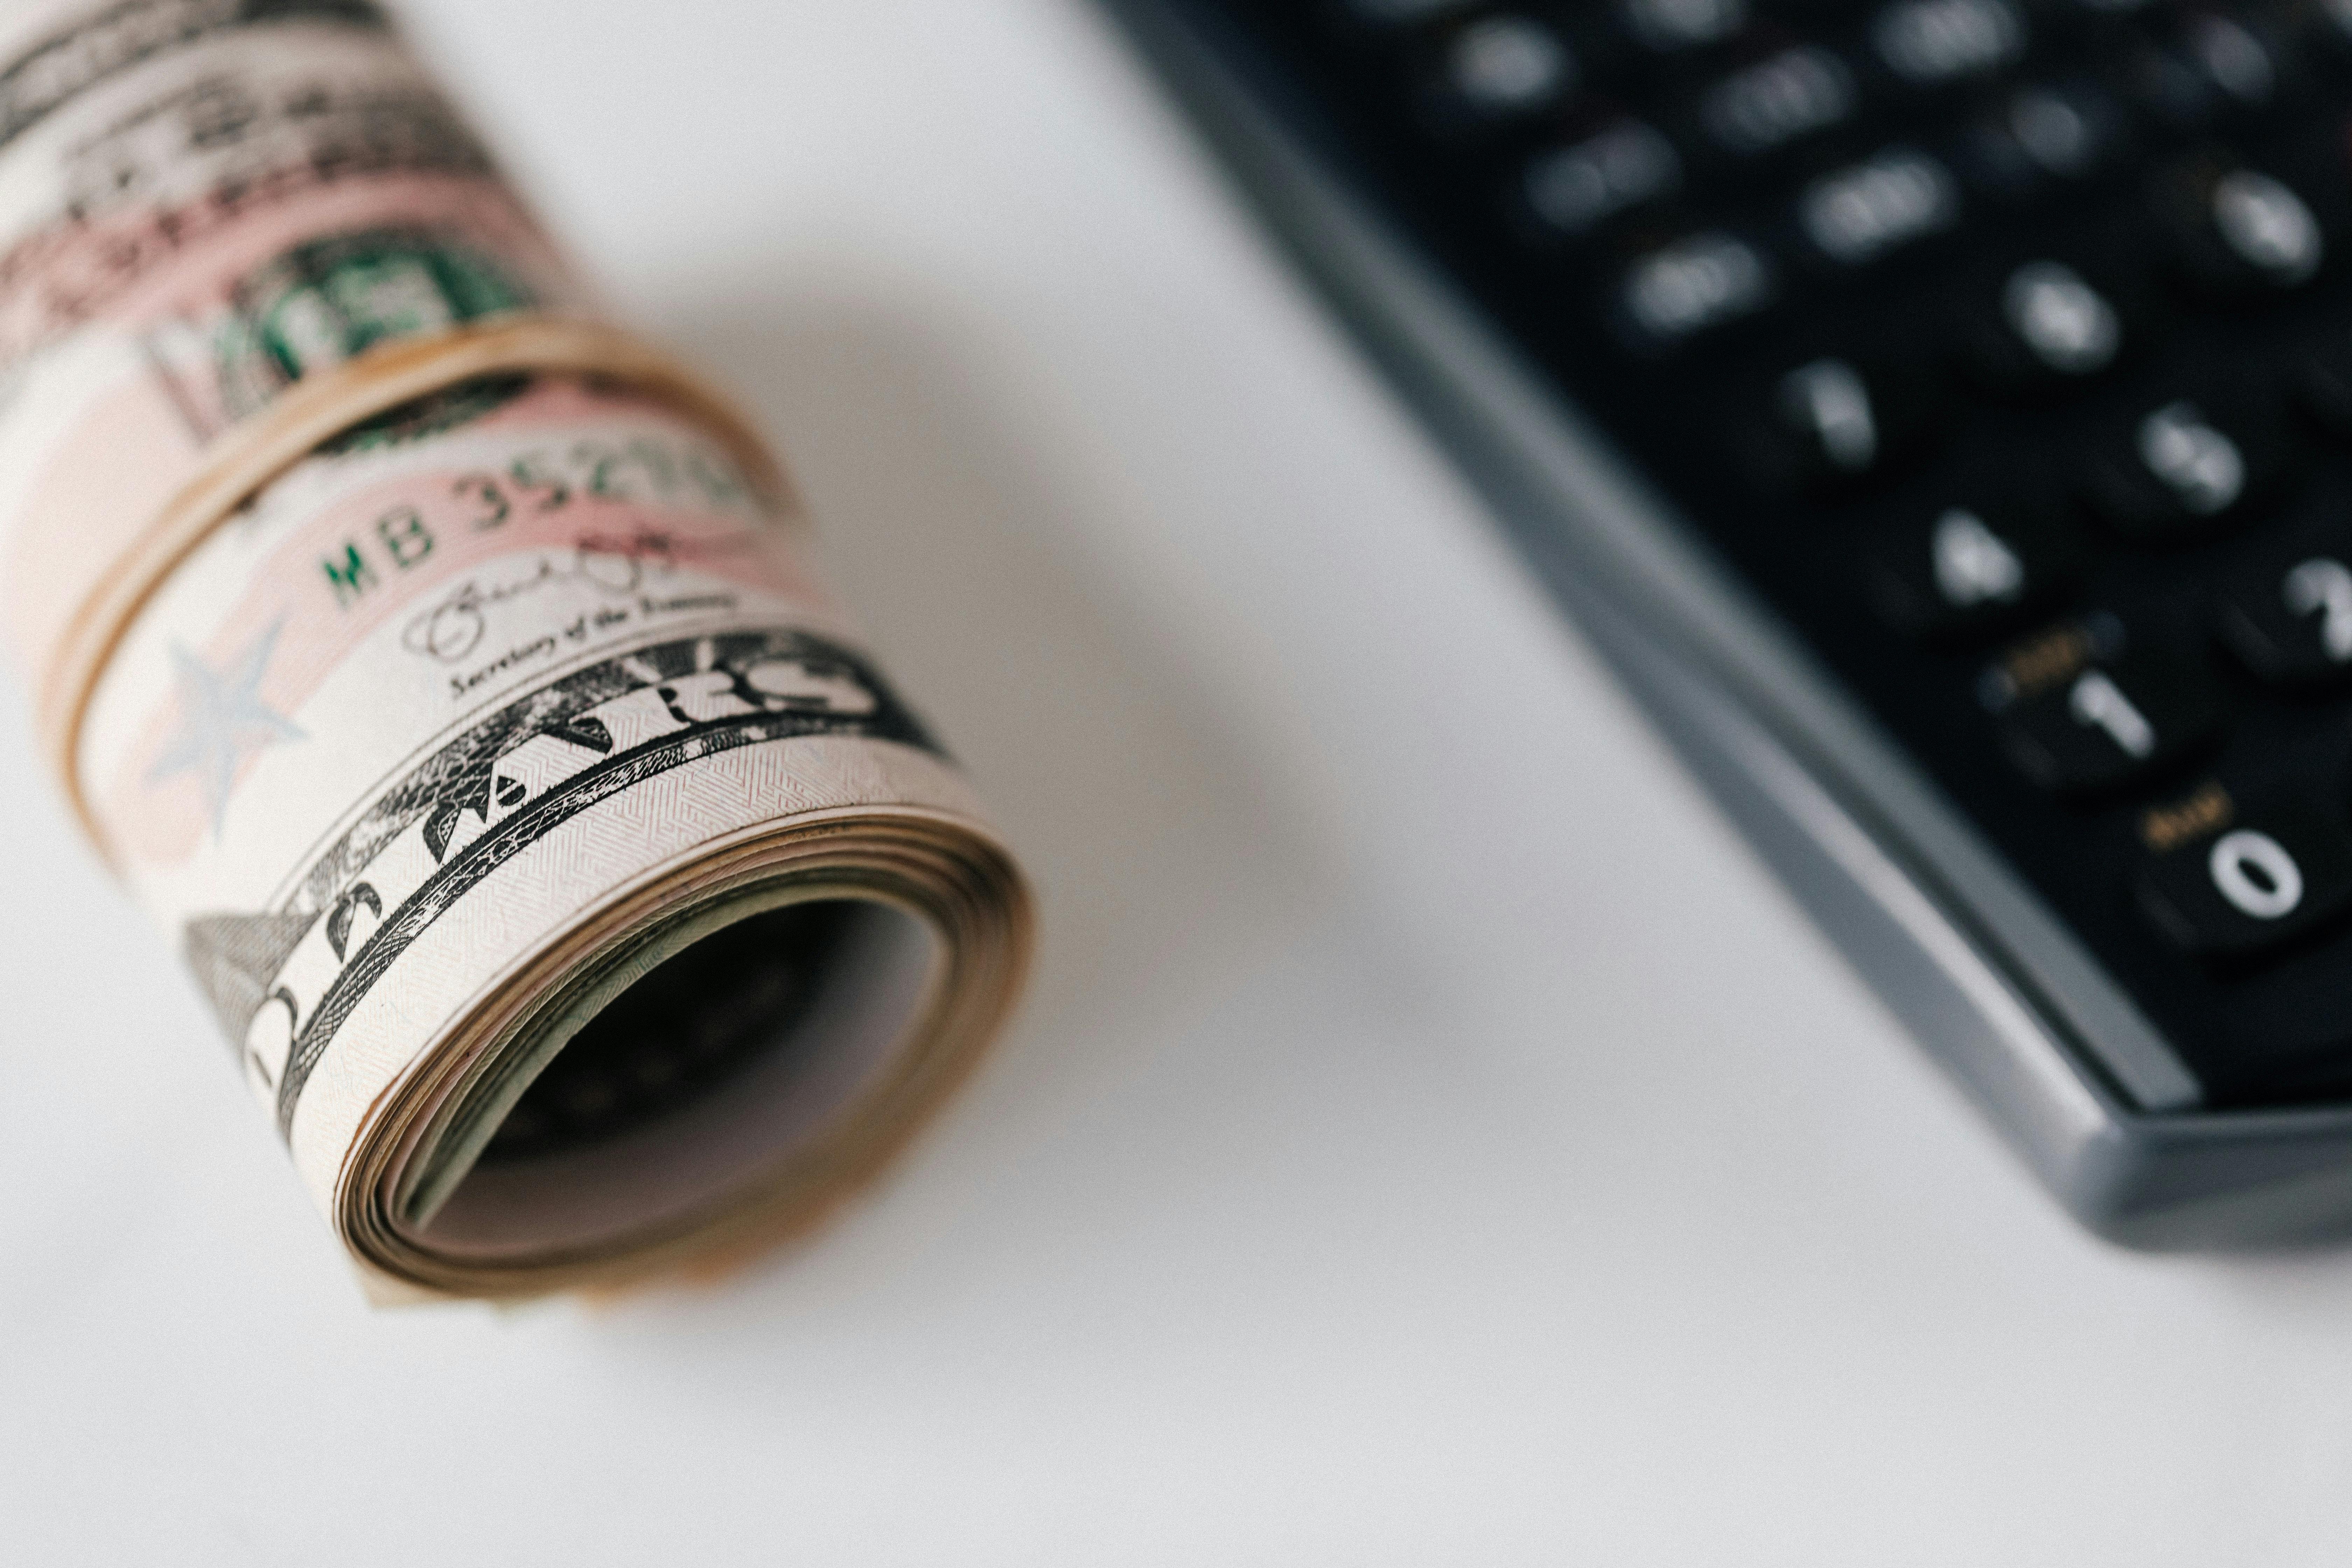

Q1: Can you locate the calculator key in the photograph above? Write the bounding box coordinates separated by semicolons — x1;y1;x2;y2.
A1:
1957;255;2147;396
1740;352;1939;492
1992;634;2225;797
1697;46;1858;157
1620;0;1748;52
2077;386;2295;539
1797;146;1960;267
2138;798;2352;958
2178;12;2290;106
1869;0;2027;88
2105;11;2291;129
2214;526;2352;686
2151;159;2334;298
1614;230;1777;348
1953;79;2132;200
2287;0;2352;63
1867;498;2080;640
1437;15;1577;121
1522;121;1682;237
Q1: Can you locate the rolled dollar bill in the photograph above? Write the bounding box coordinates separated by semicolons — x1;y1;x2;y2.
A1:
1;1;1031;1300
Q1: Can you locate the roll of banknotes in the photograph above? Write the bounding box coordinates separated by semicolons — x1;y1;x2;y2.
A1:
0;0;1032;1300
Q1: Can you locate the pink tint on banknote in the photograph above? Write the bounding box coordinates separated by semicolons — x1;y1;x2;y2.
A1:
0;171;576;370
97;381;831;870
0;171;585;676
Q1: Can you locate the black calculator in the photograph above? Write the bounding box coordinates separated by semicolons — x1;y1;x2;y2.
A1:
1101;0;2352;1243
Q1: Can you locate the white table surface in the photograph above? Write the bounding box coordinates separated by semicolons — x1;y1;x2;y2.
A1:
6;2;2352;1561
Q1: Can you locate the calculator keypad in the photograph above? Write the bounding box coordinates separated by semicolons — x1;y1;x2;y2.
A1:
1241;0;2352;1102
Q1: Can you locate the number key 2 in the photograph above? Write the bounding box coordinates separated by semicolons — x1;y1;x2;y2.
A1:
2216;521;2352;686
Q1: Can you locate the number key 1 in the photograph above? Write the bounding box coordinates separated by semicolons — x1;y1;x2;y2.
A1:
1987;621;2225;797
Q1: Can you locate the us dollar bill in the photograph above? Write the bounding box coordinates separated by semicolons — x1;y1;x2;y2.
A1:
2;1;1030;1299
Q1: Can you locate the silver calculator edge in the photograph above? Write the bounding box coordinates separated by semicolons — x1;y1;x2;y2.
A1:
1098;0;2352;1246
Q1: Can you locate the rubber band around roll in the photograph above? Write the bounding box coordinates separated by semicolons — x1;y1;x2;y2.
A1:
34;316;801;862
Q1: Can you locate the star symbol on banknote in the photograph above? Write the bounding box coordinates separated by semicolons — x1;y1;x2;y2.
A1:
147;620;305;838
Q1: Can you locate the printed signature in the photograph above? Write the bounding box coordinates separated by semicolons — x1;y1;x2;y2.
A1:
400;534;704;663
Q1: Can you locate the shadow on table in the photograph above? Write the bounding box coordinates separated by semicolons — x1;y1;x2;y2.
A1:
583;265;2352;1365
606;272;1357;1318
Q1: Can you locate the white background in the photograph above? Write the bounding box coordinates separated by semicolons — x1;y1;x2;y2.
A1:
6;1;2352;1562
